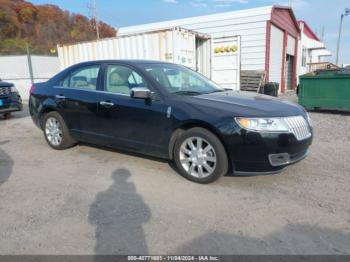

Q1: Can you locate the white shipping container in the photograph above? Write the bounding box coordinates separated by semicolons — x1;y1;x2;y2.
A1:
58;27;241;90
58;28;207;71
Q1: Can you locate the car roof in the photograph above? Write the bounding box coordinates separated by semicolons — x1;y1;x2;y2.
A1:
74;59;175;66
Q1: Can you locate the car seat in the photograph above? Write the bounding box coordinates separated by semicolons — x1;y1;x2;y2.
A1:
72;76;88;88
108;70;130;95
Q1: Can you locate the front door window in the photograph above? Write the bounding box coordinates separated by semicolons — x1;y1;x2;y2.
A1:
105;65;148;95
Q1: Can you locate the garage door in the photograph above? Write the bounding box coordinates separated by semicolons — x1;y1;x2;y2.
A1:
287;34;296;56
285;55;294;89
211;36;241;90
269;25;284;85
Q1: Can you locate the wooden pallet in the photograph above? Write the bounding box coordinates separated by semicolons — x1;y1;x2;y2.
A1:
240;70;265;93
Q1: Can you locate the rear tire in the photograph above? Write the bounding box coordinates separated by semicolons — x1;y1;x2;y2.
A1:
3;112;11;120
43;111;76;150
174;127;228;184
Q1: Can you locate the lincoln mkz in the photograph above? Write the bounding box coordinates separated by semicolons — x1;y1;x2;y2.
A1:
29;60;312;183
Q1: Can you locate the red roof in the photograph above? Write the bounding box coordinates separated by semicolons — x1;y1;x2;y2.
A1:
298;20;320;41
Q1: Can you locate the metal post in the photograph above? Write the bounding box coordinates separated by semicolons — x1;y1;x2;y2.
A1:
88;0;100;40
336;14;344;66
26;44;34;85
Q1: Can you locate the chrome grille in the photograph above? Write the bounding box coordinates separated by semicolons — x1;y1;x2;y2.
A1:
0;86;11;97
284;116;311;141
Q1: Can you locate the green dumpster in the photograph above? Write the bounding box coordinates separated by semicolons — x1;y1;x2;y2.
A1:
298;69;350;110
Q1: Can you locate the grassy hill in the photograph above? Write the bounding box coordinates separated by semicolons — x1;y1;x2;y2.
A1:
0;0;117;55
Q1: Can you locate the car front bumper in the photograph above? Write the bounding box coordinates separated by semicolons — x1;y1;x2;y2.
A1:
0;94;23;114
221;127;313;174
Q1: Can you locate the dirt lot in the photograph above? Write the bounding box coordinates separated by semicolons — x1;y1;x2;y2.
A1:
0;102;349;255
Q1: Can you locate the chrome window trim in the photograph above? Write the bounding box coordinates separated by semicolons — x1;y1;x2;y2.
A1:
53;86;130;97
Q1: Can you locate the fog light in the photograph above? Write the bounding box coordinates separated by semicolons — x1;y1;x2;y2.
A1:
269;153;290;166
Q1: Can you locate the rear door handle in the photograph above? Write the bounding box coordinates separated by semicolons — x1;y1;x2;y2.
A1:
99;101;114;107
55;95;66;99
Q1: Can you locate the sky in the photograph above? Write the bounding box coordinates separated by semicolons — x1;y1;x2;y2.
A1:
31;0;350;65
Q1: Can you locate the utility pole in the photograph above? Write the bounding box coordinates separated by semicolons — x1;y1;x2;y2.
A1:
26;43;34;85
88;0;100;40
336;8;349;66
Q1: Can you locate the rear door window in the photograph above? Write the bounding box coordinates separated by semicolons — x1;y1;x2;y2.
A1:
61;65;100;90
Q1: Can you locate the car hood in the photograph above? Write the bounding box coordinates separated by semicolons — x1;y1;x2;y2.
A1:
0;81;14;87
188;91;305;117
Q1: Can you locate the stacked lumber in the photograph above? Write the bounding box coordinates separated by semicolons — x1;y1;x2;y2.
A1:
240;70;265;93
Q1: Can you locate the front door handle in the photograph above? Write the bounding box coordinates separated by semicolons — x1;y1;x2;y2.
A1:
55;95;66;99
99;101;114;107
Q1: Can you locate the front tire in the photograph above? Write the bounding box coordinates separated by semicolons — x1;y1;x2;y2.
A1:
43;111;76;150
3;112;11;120
174;127;228;184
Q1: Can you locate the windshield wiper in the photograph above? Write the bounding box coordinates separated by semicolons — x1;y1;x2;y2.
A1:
209;89;226;93
173;90;203;96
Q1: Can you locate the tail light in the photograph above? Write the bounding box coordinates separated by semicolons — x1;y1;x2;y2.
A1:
29;85;36;95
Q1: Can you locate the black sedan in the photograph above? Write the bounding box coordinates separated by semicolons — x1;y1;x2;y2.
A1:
29;60;312;183
0;80;23;119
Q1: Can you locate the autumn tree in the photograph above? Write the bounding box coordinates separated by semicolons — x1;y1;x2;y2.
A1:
0;0;117;55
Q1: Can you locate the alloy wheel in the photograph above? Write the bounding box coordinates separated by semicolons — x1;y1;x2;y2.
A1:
179;136;217;178
45;117;63;146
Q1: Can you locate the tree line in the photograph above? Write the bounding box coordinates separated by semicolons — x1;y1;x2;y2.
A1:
0;0;117;55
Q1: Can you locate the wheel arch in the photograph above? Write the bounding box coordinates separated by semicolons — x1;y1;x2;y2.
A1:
39;106;58;129
168;120;233;173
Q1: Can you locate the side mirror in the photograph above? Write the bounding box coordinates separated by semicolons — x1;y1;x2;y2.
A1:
130;87;152;100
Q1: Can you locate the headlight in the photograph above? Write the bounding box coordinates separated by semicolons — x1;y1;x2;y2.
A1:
235;117;289;132
10;85;18;93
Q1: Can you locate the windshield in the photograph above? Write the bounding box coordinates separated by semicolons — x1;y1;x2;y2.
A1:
140;64;224;95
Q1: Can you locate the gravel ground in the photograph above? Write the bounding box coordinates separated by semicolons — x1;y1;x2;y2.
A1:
0;100;349;255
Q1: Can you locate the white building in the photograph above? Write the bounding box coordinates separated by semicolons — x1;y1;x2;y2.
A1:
58;5;305;93
297;21;332;77
119;5;301;92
